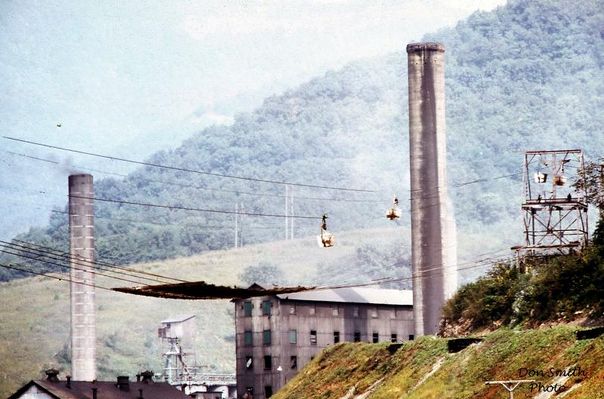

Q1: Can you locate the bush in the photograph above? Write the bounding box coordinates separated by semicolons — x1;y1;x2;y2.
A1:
443;234;604;332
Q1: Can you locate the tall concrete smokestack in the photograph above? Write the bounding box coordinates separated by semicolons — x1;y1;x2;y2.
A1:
407;42;457;336
69;174;96;381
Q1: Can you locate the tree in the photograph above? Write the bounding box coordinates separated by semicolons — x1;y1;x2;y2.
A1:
238;262;286;287
575;158;604;220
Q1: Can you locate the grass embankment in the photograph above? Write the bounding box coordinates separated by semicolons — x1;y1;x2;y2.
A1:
275;326;604;399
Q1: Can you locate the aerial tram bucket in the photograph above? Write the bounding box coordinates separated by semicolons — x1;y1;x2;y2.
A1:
318;214;334;247
386;196;401;220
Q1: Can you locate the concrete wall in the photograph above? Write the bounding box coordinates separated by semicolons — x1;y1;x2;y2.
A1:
69;174;96;381
234;297;413;398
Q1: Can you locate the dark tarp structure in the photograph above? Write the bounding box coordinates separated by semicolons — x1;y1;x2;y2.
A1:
113;281;314;300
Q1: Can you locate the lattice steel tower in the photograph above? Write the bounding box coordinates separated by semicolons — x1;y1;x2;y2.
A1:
514;149;588;256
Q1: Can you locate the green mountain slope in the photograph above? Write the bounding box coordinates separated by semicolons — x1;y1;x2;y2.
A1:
274;326;604;399
2;0;604;281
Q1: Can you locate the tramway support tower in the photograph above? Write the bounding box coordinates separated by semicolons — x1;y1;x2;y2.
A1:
513;149;588;257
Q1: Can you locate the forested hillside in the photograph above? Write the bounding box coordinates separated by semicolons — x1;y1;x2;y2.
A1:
2;0;603;281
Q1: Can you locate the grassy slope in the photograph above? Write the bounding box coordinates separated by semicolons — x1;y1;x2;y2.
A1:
0;227;413;398
276;326;604;399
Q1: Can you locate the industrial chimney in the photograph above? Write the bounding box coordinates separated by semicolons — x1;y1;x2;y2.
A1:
407;43;458;336
69;174;96;380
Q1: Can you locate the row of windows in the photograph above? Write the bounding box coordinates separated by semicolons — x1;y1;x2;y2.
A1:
243;329;415;346
244;386;273;398
244;355;298;371
243;300;272;317
242;300;403;318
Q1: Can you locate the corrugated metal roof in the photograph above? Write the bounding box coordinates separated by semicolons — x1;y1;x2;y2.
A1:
277;287;413;306
114;281;312;300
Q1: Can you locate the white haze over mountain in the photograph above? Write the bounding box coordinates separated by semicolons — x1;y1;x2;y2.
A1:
0;0;506;239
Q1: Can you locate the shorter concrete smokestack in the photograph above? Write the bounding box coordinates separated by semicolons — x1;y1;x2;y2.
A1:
69;174;96;381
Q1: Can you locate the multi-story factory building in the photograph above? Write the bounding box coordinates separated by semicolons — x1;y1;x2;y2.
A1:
234;286;414;398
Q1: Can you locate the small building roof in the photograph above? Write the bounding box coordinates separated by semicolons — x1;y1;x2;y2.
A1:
277;287;413;306
114;280;312;300
160;314;196;324
9;379;190;399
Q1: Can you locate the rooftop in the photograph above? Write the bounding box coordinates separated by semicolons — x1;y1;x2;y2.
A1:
160;314;195;324
9;379;189;399
277;286;413;306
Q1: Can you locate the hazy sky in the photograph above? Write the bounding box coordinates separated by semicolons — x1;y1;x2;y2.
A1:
0;0;507;238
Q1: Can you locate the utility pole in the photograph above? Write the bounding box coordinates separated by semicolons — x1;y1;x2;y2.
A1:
284;185;294;240
285;184;289;241
234;202;239;248
289;186;294;240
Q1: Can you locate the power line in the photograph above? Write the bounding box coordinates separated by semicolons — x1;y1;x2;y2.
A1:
3;136;376;193
51;209;284;230
0;262;114;292
5;150;382;203
319;253;513;291
0;241;171;285
68;194;322;220
0;247;158;286
9;239;188;283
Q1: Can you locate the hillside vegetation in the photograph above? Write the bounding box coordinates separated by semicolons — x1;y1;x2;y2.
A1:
441;221;604;335
274;326;604;399
2;0;604;281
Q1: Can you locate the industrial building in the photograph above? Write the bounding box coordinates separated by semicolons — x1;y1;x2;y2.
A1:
8;370;192;399
234;286;414;398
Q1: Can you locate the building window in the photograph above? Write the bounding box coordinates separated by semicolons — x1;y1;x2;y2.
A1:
289;329;297;344
353;306;359;317
391;334;398;343
370;307;378;318
309;305;316;315
263;329;271;345
333;331;340;344
264;355;272;370
243;301;253;317
409;334;415;341
332;306;339;316
262;300;272;316
265;385;273;398
354;331;361;342
289;305;296;314
372;332;379;343
244;330;253;346
290;355;298;369
310;330;317;345
245;355;253;369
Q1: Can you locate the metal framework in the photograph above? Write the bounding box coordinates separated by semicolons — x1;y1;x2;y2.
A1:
513;149;588;257
158;319;235;397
